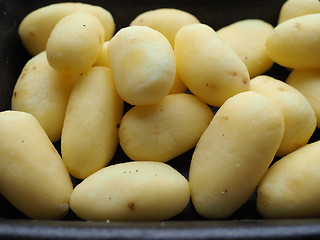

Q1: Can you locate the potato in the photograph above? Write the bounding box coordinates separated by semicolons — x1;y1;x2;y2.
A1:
251;75;316;157
70;161;190;221
108;26;176;105
61;67;123;179
174;23;250;107
257;141;320;218
217;19;274;78
278;0;320;24
11;51;79;143
119;93;213;162
94;41;110;68
46;11;105;74
18;2;115;56
0;111;73;219
189;91;284;219
265;14;320;69
130;8;200;47
286;69;320;128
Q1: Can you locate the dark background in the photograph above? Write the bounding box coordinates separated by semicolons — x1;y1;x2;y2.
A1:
2;0;320;239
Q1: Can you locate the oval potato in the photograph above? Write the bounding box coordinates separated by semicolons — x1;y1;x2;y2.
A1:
0;111;73;219
257;141;320;218
46;11;105;74
70;161;190;221
119;93;213;162
286;69;320;128
11;51;79;143
18;2;115;56
265;14;320;69
174;23;250;107
130;8;200;47
189;91;284;219
278;0;320;24
251;75;316;156
61;67;123;179
108;26;176;105
217;19;274;78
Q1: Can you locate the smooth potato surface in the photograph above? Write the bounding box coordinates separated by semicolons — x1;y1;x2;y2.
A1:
11;51;79;142
61;67;123;179
108;26;176;105
189;91;284;219
266;14;320;69
217;19;274;78
70;161;190;221
18;2;115;55
257;141;320;218
0;111;73;219
175;24;250;107
119;93;213;162
251;75;316;156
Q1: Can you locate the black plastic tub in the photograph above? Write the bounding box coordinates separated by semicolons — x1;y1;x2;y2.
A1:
1;0;320;239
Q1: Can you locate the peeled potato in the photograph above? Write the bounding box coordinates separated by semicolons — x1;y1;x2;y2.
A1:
130;8;200;47
278;0;320;24
108;26;176;105
18;2;114;56
217;19;274;78
175;23;250;107
119;93;213;162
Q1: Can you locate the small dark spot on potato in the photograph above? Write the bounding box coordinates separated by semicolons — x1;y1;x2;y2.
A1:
278;87;285;91
21;140;24;143
116;123;120;128
222;133;225;136
232;72;237;76
124;171;126;173
245;56;248;60
136;170;138;172
222;116;229;120
160;109;164;112
83;24;86;27
29;31;34;37
155;174;158;177
128;202;135;210
14;92;17;97
222;188;228;194
33;66;36;70
206;83;209;86
243;77;249;84
109;197;112;200
295;22;301;30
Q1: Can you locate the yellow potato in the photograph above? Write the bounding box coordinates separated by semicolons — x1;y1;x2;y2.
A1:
189;91;284;219
0;111;73;219
257;141;320;218
18;2;115;56
130;8;200;47
265;14;320;69
108;26;176;105
217;19;274;78
70;161;190;221
119;93;213;162
61;67;123;179
174;23;250;107
278;0;320;24
94;41;110;68
46;11;105;74
251;75;316;157
286;69;320;128
11;51;79;143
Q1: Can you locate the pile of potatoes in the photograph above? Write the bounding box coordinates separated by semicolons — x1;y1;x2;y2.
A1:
1;0;320;221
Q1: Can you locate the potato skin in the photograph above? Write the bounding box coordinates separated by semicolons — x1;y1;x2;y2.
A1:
0;111;73;219
257;141;320;218
217;19;274;78
119;93;213;162
11;51;79;142
130;8;200;47
265;14;320;69
46;11;105;74
108;26;176;106
18;2;115;56
286;69;320;128
70;161;190;221
174;24;250;107
251;75;316;156
189;91;284;219
278;0;320;24
61;67;123;179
